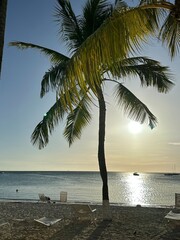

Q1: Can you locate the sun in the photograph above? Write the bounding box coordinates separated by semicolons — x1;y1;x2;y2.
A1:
128;121;143;134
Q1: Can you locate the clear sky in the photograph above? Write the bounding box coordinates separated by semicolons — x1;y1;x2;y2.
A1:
0;0;179;172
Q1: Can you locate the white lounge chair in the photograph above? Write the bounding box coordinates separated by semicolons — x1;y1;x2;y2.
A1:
72;204;96;224
38;193;51;203
34;217;62;226
165;211;180;221
165;193;180;227
175;193;180;209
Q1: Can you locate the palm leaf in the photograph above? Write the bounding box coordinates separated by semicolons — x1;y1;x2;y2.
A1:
114;83;157;129
40;61;69;98
63;95;92;146
31;93;73;149
55;0;83;52
139;0;179;58
105;57;174;93
81;0;113;39
9;41;84;109
159;13;180;58
131;58;174;92
9;41;69;64
31;80;90;149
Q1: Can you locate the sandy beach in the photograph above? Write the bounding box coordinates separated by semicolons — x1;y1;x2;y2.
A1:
0;201;179;240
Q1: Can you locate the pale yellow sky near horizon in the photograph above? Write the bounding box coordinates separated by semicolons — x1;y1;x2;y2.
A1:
0;0;179;173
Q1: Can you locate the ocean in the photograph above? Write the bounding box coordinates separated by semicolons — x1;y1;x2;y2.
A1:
0;171;179;207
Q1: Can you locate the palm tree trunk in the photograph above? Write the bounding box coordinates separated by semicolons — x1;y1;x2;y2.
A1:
175;0;180;20
0;0;8;76
97;87;112;220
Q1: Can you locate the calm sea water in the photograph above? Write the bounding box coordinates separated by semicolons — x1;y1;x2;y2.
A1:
0;171;179;206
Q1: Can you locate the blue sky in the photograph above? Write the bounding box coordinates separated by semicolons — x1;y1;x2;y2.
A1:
0;0;179;172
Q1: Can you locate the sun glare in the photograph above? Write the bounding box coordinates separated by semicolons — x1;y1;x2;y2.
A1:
128;121;143;134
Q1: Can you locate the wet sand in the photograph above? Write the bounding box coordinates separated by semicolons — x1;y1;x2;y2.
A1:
0;202;179;240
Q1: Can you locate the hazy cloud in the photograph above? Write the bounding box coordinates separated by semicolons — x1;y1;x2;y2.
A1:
168;142;180;146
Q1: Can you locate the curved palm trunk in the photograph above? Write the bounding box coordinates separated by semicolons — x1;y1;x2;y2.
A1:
0;0;8;76
175;0;180;20
97;87;112;220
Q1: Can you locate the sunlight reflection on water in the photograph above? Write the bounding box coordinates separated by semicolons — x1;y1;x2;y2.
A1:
108;172;179;206
109;173;149;205
125;175;146;204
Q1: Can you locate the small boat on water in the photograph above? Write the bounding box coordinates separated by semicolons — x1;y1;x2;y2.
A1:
133;172;139;176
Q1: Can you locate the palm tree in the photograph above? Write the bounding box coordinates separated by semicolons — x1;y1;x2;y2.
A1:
10;0;174;219
0;0;8;76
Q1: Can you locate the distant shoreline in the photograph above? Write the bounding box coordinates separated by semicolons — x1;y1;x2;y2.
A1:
1;171;179;173
0;198;173;209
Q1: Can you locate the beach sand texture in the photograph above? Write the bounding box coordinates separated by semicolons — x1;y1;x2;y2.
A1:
0;202;179;240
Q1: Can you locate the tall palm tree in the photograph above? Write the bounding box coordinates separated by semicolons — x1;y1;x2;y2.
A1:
0;0;8;76
10;0;174;219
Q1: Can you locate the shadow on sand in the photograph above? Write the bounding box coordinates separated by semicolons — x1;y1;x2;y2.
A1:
87;220;112;240
49;220;90;240
160;226;180;240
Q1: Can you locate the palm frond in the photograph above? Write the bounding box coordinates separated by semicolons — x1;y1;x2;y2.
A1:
114;83;157;129
159;13;180;58
63;95;92;146
81;0;113;39
132;58;174;92
32;85;91;149
31;97;68;149
55;0;83;52
9;41;69;64
108;57;174;93
139;0;179;58
40;61;69;98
